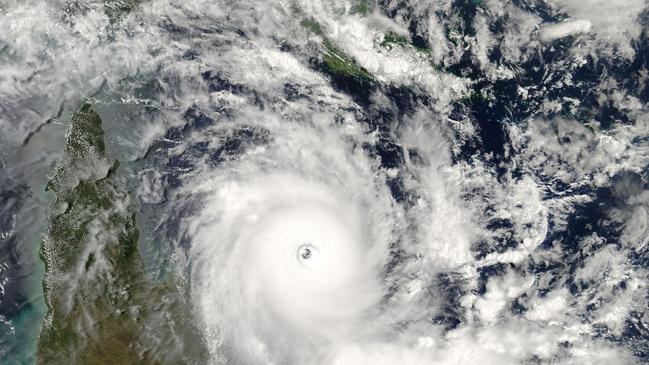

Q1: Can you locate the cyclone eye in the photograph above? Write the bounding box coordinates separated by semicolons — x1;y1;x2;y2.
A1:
297;244;315;261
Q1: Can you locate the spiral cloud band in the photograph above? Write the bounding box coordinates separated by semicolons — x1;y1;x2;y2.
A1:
4;0;647;363
186;118;404;364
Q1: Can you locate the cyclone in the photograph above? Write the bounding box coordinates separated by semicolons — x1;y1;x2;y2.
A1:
192;175;384;362
183;116;404;363
1;0;648;364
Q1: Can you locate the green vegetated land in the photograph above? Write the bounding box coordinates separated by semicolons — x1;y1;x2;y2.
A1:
322;40;374;82
380;32;409;48
61;0;140;24
301;17;374;83
37;104;205;364
381;31;432;54
350;0;372;15
300;15;434;83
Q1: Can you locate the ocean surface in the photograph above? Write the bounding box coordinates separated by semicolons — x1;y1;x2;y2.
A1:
1;1;648;364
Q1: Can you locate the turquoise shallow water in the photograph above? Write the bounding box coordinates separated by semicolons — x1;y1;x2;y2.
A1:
5;294;46;365
1;0;649;364
1;234;47;365
0;122;65;364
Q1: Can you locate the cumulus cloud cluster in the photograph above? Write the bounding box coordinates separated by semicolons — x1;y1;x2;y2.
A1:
548;0;647;57
2;0;648;363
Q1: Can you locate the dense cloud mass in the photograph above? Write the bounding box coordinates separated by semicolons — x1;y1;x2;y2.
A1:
0;0;648;364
